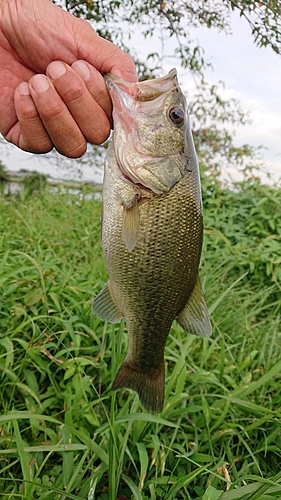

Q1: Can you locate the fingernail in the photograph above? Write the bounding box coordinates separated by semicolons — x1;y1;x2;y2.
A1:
30;75;50;93
17;82;30;96
71;60;91;81
47;61;67;80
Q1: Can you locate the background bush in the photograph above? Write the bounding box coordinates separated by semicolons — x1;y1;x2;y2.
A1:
0;173;280;499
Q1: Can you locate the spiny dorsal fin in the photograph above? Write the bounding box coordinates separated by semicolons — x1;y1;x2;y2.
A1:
176;275;212;337
92;282;123;324
122;197;140;252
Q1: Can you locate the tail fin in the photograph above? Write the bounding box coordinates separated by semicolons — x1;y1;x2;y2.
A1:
112;359;165;414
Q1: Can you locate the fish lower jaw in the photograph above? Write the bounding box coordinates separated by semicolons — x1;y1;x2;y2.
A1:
114;155;153;193
119;166;168;195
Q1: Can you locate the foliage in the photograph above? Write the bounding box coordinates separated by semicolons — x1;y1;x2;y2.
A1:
189;80;261;175
0;159;7;183
23;173;48;196
228;0;281;54
201;168;281;293
0;176;281;499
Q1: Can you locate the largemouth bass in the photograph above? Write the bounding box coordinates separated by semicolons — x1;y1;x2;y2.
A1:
92;69;212;413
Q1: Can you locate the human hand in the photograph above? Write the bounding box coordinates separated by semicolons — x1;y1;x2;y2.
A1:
0;0;137;157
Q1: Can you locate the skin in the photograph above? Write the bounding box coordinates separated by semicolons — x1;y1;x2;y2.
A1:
0;0;137;157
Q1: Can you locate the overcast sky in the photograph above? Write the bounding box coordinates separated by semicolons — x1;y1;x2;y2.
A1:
1;9;280;184
186;10;281;183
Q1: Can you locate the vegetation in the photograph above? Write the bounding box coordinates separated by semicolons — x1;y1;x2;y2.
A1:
0;172;281;499
0;160;8;183
22;174;48;197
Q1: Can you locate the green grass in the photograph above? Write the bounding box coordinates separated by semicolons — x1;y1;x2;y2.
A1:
0;176;281;499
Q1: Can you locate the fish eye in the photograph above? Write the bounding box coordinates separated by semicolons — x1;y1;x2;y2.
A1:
168;106;184;127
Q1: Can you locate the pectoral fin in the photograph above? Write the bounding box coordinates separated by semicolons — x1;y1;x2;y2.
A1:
92;282;123;324
176;276;212;337
122;197;140;252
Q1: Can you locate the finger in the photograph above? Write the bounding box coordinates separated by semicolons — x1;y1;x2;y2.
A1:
29;74;87;158
71;60;112;124
12;82;53;153
46;60;111;143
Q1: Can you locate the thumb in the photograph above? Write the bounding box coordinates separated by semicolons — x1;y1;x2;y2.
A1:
77;22;138;83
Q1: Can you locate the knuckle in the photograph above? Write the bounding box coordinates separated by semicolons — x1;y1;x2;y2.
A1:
19;107;39;122
58;140;87;158
40;102;66;121
62;83;85;103
31;144;53;154
92;86;108;102
89;121;111;145
21;138;53;154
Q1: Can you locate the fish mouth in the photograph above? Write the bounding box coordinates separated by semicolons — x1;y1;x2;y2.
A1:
104;69;179;103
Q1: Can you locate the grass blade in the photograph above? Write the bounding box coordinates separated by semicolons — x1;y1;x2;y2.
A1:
202;486;223;500
13;420;32;497
122;474;143;500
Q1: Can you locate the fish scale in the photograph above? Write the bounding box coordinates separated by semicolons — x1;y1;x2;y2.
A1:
92;69;212;413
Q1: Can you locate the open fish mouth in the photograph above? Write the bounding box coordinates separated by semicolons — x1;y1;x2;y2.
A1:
104;68;179;103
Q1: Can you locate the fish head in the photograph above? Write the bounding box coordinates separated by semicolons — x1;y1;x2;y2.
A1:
105;69;189;194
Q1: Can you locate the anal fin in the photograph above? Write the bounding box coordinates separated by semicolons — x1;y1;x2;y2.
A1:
92;282;123;324
176;275;212;337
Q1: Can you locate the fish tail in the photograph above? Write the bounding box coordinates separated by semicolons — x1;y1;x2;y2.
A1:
112;360;165;414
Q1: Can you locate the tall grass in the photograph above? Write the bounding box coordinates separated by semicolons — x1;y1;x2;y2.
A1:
0;176;280;499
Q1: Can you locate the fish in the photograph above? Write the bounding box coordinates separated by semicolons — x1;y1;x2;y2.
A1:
92;69;212;413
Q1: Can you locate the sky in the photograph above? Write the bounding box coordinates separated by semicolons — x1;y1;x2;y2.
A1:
186;10;281;184
0;8;280;184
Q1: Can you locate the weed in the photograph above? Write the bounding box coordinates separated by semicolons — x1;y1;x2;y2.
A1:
0;177;280;499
